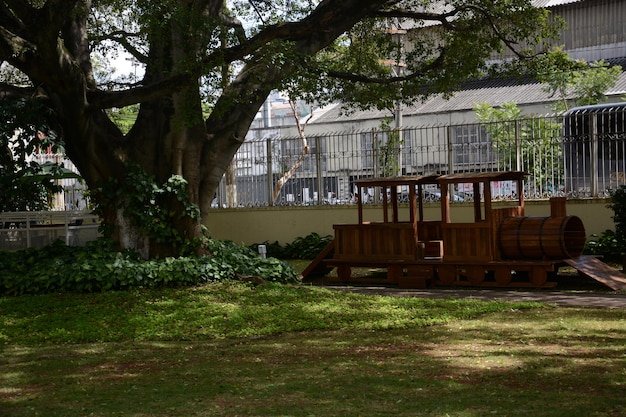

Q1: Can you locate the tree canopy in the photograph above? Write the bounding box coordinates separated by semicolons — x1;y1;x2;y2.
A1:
0;0;561;257
0;97;66;212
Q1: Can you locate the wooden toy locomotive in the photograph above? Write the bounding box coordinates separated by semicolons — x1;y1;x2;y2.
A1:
303;171;626;290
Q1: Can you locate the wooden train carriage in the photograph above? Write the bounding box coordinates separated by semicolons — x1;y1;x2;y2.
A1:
324;172;531;285
303;171;626;290
332;175;439;264
321;175;432;287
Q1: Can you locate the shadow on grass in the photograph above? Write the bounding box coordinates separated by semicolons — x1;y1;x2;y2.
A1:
0;283;541;344
2;307;626;417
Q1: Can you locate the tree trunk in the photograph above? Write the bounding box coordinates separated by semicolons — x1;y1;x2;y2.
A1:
0;0;395;258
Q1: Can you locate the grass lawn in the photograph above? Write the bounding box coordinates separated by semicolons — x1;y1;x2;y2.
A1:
1;282;625;416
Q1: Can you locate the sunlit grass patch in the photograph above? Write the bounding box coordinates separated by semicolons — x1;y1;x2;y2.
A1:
2;282;625;416
0;282;543;345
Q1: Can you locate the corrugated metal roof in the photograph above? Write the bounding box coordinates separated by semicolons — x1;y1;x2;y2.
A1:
610;76;626;95
397;0;585;29
308;70;626;124
564;101;626;115
409;82;556;114
532;0;584;7
309;83;549;123
404;0;584;11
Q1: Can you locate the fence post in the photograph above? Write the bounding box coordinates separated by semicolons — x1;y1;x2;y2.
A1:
25;215;31;248
315;136;323;205
515;119;522;171
372;128;380;204
590;114;599;197
373;127;380;178
446;125;454;174
396;127;403;177
266;136;274;206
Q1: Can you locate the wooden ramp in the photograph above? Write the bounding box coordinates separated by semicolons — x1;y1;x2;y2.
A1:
301;240;335;281
564;256;626;291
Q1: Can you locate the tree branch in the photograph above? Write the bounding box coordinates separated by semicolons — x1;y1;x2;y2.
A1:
326;52;446;84
86;73;194;110
2;0;34;27
202;0;391;67
375;4;540;58
0;83;36;100
92;30;148;64
272;101;311;203
373;7;461;27
84;0;393;111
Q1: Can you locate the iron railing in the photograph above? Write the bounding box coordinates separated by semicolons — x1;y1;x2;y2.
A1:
24;107;626;209
214;109;626;208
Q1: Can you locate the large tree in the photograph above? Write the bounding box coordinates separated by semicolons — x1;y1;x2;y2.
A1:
0;0;559;257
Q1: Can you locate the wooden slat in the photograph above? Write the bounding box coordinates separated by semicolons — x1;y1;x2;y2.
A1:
442;223;492;261
333;223;419;261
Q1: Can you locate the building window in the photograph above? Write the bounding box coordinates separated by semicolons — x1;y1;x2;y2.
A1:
452;125;493;167
302;137;327;172
360;132;374;170
401;129;414;169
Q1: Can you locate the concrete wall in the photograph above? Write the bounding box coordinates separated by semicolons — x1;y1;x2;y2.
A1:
206;198;613;245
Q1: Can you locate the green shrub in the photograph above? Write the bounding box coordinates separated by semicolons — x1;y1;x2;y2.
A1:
251;232;333;260
284;233;333;259
203;239;298;282
584;185;626;262
584;186;626;262
0;238;299;296
608;185;626;247
584;230;624;262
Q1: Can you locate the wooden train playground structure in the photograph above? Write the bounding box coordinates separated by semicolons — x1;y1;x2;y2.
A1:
302;171;626;290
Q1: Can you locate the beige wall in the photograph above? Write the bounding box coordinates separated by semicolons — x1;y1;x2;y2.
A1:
206;198;613;245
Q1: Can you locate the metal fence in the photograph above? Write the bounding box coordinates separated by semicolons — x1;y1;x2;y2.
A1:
0;211;100;251
213;107;626;208
30;153;89;211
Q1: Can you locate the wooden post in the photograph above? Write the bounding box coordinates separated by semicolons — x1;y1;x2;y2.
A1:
517;176;525;216
417;184;424;222
391;186;399;223
382;186;389;223
441;183;450;223
357;185;363;225
473;182;482;222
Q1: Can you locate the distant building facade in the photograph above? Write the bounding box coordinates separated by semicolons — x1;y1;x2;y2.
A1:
220;0;626;207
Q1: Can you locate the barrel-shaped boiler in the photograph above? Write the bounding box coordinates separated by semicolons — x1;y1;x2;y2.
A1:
498;215;586;259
